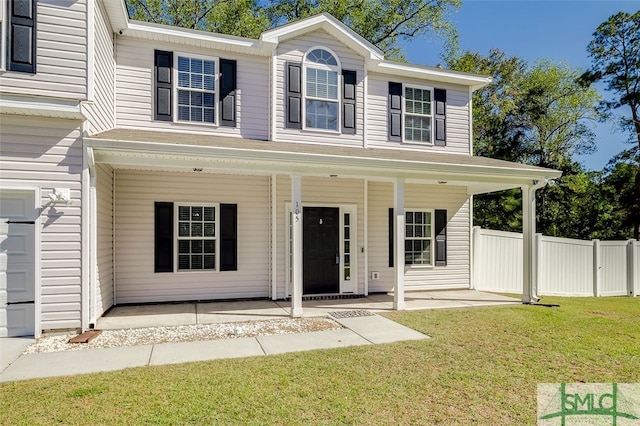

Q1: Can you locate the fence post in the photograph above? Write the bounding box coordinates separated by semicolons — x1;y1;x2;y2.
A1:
472;226;482;290
593;239;601;297
535;233;542;297
629;239;637;297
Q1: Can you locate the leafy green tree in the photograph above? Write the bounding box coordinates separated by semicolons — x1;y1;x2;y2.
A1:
448;50;603;236
582;11;640;238
125;0;461;59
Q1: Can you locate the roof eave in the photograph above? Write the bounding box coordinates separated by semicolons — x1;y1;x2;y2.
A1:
261;13;384;61
122;21;275;55
85;137;561;188
370;61;492;90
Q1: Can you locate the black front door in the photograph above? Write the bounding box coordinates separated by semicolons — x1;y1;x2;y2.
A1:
303;207;339;294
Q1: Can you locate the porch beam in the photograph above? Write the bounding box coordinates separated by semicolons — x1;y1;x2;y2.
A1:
290;174;303;317
394;177;406;310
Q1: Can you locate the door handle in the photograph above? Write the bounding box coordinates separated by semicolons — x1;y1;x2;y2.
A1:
336;254;340;265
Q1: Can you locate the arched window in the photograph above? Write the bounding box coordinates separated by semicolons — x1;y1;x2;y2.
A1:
304;48;340;131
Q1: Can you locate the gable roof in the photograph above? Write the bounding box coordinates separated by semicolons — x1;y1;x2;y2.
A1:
261;13;385;62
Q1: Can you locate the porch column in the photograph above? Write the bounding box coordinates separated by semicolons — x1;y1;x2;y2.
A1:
290;174;303;317
394;178;406;310
522;182;541;303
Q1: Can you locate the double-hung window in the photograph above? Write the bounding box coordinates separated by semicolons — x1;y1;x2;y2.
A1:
304;48;340;131
177;204;217;271
405;210;434;266
404;86;433;143
177;55;216;124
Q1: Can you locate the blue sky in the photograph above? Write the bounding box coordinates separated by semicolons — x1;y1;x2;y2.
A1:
404;0;639;171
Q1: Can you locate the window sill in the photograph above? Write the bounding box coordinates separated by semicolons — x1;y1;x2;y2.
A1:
301;127;341;136
175;120;219;128
401;140;434;147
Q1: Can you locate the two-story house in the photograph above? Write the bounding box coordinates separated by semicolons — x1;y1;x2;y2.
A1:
0;0;561;337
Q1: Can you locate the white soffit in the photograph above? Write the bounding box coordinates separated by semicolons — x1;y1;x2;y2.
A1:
123;21;274;55
370;61;492;90
0;94;84;119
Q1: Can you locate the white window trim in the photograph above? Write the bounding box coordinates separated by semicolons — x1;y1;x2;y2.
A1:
173;53;219;127
404;208;435;267
302;46;341;134
175;202;220;273
402;84;434;145
285;203;357;296
0;0;6;72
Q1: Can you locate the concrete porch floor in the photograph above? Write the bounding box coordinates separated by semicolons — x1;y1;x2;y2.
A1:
96;290;520;330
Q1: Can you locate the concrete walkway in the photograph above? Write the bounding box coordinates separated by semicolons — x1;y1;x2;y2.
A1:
0;291;519;383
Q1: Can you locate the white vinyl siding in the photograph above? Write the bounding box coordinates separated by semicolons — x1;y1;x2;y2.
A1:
0;0;88;99
115;37;268;139
114;171;270;303
95;163;114;319
83;1;115;134
276;30;364;145
0;116;83;331
367;73;471;154
367;181;470;292
274;175;365;299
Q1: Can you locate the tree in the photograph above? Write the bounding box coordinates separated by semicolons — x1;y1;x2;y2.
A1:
582;11;640;238
448;50;603;236
125;0;461;59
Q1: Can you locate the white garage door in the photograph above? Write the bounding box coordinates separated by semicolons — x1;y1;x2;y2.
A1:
0;189;37;337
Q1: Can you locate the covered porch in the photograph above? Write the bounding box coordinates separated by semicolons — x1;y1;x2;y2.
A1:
84;129;561;330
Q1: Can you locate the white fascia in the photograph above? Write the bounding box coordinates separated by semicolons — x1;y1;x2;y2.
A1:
124;21;275;56
86;137;561;189
370;61;492;91
0;93;85;119
261;13;384;62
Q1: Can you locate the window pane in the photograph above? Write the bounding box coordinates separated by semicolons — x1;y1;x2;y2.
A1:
191;255;203;270
179;255;190;270
204;255;215;269
191;223;203;237
191;240;203;253
191;58;203;74
306;100;338;130
179;222;190;237
204;223;215;237
204;240;216;253
179;206;190;220
406;225;413;238
178;240;190;254
344;227;350;240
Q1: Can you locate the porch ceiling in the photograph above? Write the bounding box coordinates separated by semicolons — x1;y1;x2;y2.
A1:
86;129;561;195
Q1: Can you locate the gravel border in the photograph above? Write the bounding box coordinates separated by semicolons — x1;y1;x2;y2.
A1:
24;317;342;354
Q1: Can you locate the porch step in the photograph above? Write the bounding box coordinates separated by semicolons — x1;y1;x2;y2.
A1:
68;330;102;344
300;294;366;301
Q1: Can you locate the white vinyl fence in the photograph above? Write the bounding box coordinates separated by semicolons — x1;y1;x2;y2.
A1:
472;227;639;297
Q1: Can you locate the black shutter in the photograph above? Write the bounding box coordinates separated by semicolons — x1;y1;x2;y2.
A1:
434;89;446;146
342;70;356;134
154;202;174;273
7;0;36;73
286;62;302;128
154;50;173;121
388;208;394;268
219;59;237;127
388;82;402;141
220;204;237;271
434;209;447;266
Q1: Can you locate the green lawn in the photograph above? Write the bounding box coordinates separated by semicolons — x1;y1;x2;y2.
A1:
1;296;638;425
